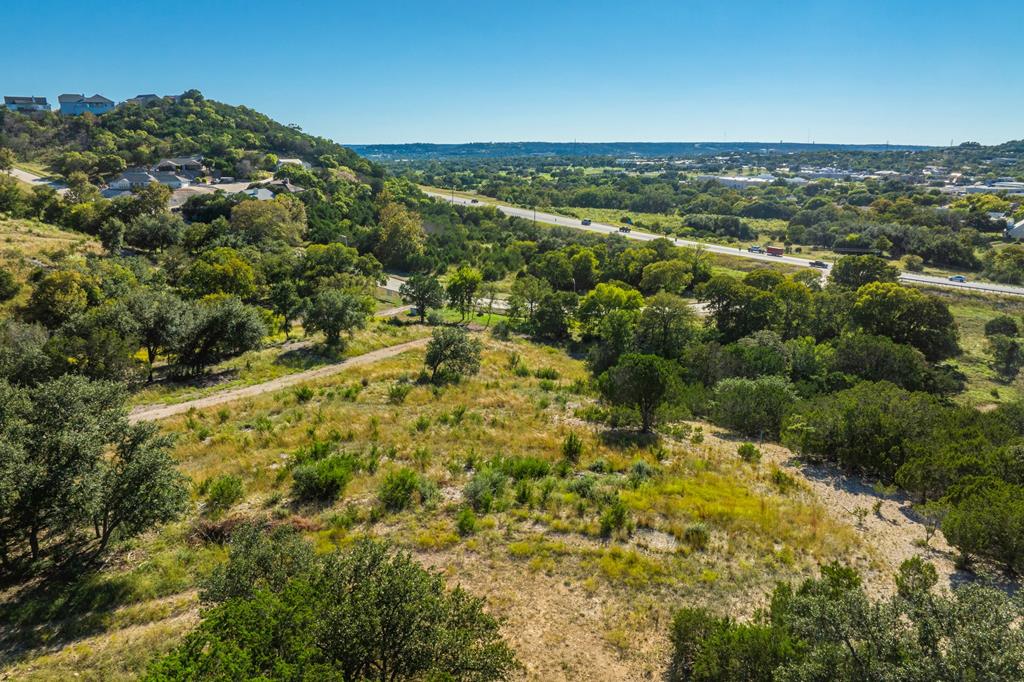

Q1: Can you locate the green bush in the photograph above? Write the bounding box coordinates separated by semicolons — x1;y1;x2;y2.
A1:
561;431;584;463
0;267;19;302
464;468;507;513
379;468;420;512
456;507;478;536
150;537;519;681
567;473;598;499
291;454;355;503
498;455;550;480
205;475;244;517
388;382;412;404
491;320;511;339
737;442;761;464
628;459;658;487
712;375;796;439
534;367;560;380
600;498;628;537
683;523;710;551
293;385;314;403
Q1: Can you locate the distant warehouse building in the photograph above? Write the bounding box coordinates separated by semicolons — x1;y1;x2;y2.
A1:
58;93;115;116
4;96;50;112
694;173;805;189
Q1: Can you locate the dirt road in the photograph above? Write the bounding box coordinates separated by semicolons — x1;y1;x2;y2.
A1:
130;337;428;423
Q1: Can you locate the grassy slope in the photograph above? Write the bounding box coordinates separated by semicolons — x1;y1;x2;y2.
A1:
3;337;863;681
0;217;101;313
913;285;1024;407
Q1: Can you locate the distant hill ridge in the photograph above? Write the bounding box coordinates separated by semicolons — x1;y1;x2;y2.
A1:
350;140;934;161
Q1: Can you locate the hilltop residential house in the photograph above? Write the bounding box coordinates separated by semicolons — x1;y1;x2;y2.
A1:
124;93;183;107
4;96;50;112
262;178;305;194
276;158;311;170
107;169;189;192
58;93;115;116
1006;219;1024;241
124;94;161;106
153;156;205;177
243;187;275;201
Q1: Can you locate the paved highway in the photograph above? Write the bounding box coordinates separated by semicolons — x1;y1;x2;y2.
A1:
425;191;1024;298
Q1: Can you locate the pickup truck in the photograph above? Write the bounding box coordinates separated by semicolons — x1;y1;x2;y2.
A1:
581;219;592;226
748;246;764;254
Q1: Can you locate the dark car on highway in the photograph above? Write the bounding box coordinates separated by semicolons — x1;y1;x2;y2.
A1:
809;260;829;268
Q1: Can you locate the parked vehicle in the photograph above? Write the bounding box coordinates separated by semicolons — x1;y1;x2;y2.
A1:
766;246;784;257
948;275;967;283
809;260;829;268
581;219;592;226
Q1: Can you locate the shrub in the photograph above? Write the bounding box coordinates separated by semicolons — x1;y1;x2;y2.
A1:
464;468;507;513
712;375;797;439
534;367;560;380
0;267;19;302
388;381;412;404
491;320;511;339
456;507;478;536
902;254;925;272
567;473;598;499
150;538;519;681
499;455;550;480
205;475;244;517
514;480;533;505
628;459;658;487
600;498;629;537
379;468;421;512
292;454;355;503
985;314;1020;338
561;431;584;463
737;442;761;464
683;523;710;551
293;385;314;403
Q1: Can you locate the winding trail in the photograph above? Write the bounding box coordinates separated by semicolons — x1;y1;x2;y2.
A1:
129;336;428;423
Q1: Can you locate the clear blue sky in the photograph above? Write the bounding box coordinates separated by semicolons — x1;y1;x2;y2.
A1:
3;0;1022;146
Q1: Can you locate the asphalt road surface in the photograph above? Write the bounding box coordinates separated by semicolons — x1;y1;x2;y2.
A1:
426;191;1024;298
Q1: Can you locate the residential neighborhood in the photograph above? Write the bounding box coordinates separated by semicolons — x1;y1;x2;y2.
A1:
4;91;180;115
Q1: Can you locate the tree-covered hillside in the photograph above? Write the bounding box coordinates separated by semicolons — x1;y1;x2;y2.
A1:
0;89;381;180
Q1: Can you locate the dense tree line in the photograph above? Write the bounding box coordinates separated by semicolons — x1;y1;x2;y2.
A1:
668;558;1024;681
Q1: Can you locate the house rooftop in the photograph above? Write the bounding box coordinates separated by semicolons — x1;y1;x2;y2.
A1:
58;93;114;104
4;96;48;105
